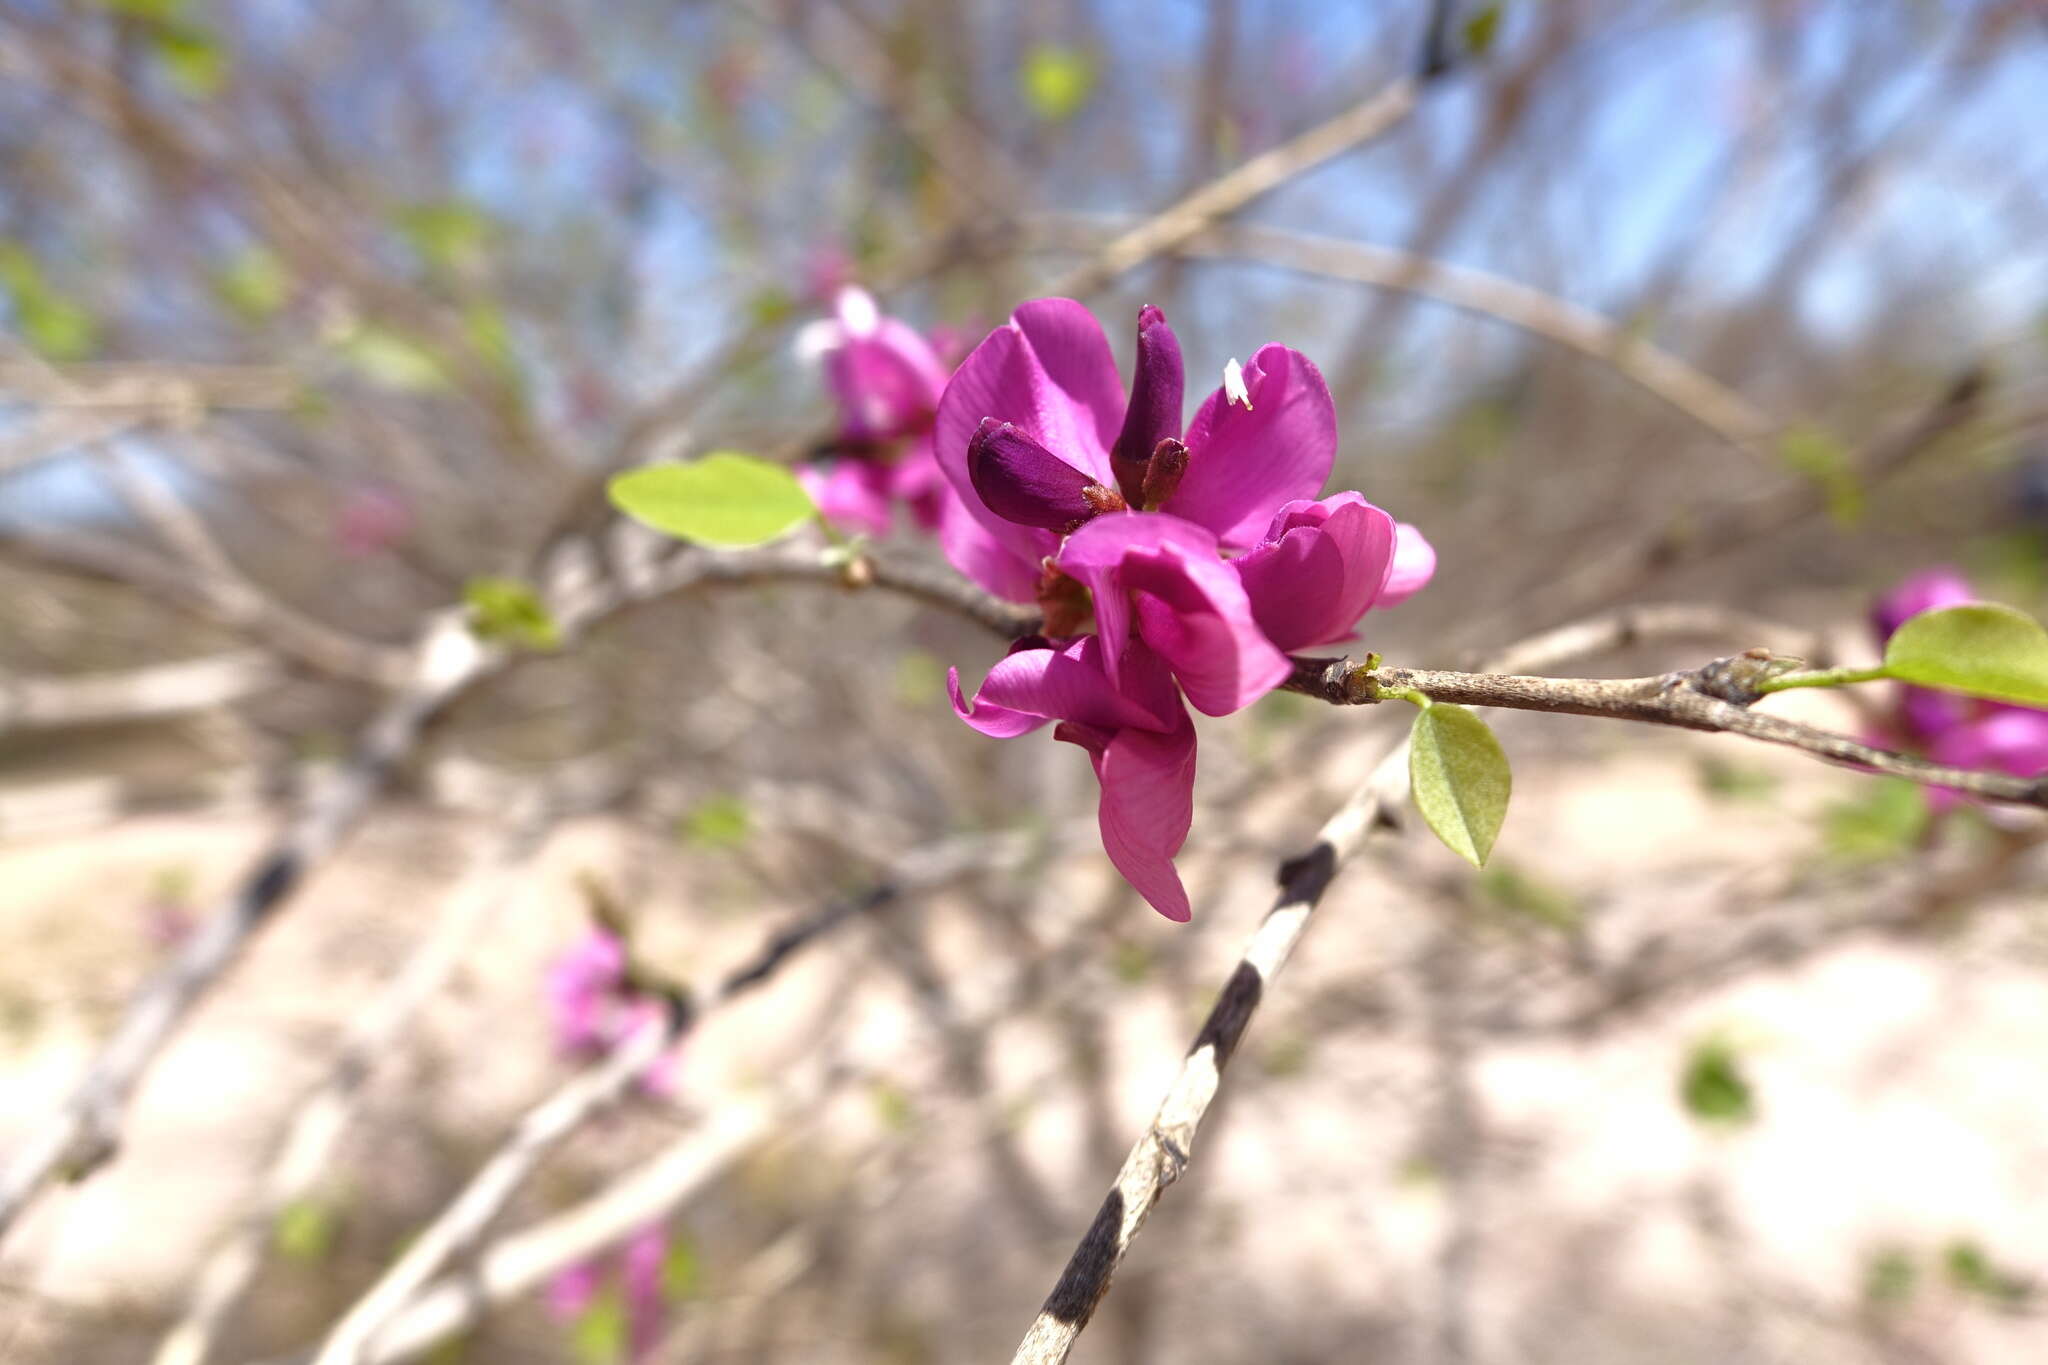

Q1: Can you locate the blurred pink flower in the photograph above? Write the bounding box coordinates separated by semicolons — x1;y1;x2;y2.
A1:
1869;568;2048;808
943;299;1431;919
795;286;959;536
335;484;412;558
542;928;681;1095
544;1224;676;1363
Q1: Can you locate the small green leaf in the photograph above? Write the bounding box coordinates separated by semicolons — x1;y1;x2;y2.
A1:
608;453;817;548
1883;603;2048;707
213;246;290;320
1944;1239;2033;1310
1823;778;1928;863
1462;3;1503;56
342;326;449;392
870;1080;916;1132
462;577;559;651
1777;423;1862;527
663;1233;702;1300
399;201;492;275
1408;703;1511;867
1862;1247;1917;1308
1680;1037;1755;1128
153;24;227;98
569;1289;627;1365
678;795;749;850
0;243;98;361
1020;45;1095;123
274;1198;337;1263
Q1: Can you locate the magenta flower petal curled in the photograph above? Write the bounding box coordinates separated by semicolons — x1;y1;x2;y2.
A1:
1060;513;1290;715
818;288;949;442
1058;714;1198;922
934;300;1128;597
796;459;896;539
950;635;1177;737
968;418;1114;531
1381;521;1436;607
1233;494;1399;651
1166;344;1337;549
1109;305;1186;502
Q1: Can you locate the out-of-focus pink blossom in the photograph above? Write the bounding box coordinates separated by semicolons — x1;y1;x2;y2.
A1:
544;1224;678;1363
542;928;681;1095
1869;568;2048;808
941;299;1432;919
795;286;959;536
335;484;413;558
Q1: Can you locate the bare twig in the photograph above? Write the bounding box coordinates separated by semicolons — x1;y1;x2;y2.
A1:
1285;651;2048;808
0;652;277;734
0;539;1028;1241
1007;605;1803;1364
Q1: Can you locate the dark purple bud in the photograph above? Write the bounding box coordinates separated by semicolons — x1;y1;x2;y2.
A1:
1109;305;1184;504
968;418;1106;532
1139;437;1188;510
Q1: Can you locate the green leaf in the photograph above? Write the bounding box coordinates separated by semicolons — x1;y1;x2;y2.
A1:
1823;778;1928;863
678;795;749;850
870;1080;916;1132
342;326;449;392
1408;703;1511;867
1864;1248;1917;1308
569;1289;627;1365
399;201;492;275
1020;45;1095;123
608;453;816;548
462;577;559;651
154;24;228;98
1680;1037;1755;1128
1776;423;1863;527
1462;3;1503;56
1944;1239;2033;1310
1883;603;2048;707
663;1233;702;1300
91;0;186;20
0;243;98;361
274;1198;337;1263
213;246;290;320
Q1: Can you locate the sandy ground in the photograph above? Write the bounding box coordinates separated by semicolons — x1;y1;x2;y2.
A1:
1;686;2044;1364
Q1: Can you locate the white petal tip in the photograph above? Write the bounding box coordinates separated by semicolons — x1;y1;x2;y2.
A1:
1223;357;1252;409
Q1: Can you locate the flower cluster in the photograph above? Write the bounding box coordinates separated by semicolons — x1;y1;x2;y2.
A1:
939;299;1432;920
543;927;682;1095
1871;568;2048;807
794;286;956;537
546;1223;673;1362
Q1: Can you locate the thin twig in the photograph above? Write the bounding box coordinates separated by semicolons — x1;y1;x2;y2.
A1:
1285;652;2048;808
1006;604;1800;1364
0;540;1027;1241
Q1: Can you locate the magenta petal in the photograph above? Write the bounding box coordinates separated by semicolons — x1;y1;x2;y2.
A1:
969;419;1104;530
1109;305;1185;499
546;1262;604;1322
1008;299;1128;478
979;636;1166;730
1061;513;1288;715
1380;521;1436;607
1064;717;1198;922
1931;709;2048;777
1871;567;1975;644
949;664;1051;738
1166;344;1337;549
937;485;1042;603
1235;496;1398;651
797;460;896;539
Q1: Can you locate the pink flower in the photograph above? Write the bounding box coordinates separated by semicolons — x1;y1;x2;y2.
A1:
952;636;1198;921
1869;569;2048;805
545;1225;676;1363
543;929;681;1094
942;300;1433;919
545;1260;603;1322
795;286;958;536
